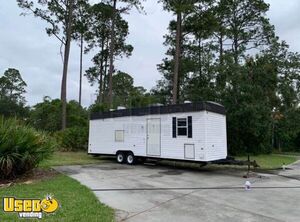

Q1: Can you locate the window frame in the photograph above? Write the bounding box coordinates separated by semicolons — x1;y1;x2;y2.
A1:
177;118;188;136
115;130;124;142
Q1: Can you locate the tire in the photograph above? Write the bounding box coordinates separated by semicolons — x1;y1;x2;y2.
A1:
116;152;125;164
126;153;135;165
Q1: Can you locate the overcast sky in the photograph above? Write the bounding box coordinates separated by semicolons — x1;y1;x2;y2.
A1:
0;1;299;107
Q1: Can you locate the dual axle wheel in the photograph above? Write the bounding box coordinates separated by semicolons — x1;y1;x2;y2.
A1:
116;152;135;165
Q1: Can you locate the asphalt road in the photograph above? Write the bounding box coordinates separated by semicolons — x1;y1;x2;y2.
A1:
55;161;300;222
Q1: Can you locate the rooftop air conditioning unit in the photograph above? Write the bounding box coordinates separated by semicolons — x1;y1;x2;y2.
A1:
117;106;126;110
149;103;163;107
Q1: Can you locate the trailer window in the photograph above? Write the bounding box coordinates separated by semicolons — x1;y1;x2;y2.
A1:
115;130;124;142
177;118;187;136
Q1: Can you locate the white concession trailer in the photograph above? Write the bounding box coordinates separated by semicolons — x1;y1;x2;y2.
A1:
88;101;227;165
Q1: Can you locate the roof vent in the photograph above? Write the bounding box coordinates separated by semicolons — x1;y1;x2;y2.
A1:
117;106;126;110
184;100;192;104
149;103;163;107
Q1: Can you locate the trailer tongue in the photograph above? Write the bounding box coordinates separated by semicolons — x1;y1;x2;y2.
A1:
212;156;259;168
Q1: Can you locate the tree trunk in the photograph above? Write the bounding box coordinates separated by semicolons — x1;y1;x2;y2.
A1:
108;0;117;107
234;42;238;64
102;59;109;103
217;32;225;89
79;34;83;106
102;39;109;103
61;0;74;130
172;11;182;105
219;33;224;66
233;33;239;65
198;37;202;78
97;49;104;103
98;66;103;103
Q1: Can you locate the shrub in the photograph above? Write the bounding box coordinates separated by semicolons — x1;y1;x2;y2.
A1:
54;127;88;151
0;117;55;179
89;103;109;113
29;97;88;132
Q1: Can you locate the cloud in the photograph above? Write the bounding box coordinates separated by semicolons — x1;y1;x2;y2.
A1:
265;0;300;51
116;1;172;90
0;1;97;107
0;0;299;107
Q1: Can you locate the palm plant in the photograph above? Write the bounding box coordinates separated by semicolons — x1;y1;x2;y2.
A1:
0;117;55;179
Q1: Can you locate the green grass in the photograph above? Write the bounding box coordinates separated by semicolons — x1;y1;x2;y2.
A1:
40;151;109;168
160;154;298;171
41;151;299;170
1;152;115;221
237;154;298;170
0;174;114;221
272;151;300;156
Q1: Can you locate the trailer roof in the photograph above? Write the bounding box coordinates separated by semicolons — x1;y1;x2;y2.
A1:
90;101;225;120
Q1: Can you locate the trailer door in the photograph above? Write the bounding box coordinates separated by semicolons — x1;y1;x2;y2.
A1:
146;118;161;156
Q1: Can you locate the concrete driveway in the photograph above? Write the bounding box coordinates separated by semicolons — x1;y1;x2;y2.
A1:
55;161;300;222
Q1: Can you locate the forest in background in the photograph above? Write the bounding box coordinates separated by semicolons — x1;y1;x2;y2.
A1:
1;0;300;155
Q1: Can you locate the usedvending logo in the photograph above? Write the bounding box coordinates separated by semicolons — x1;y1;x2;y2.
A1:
3;194;59;219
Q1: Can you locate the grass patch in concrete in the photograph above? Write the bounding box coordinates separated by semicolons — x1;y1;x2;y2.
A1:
40;151;111;168
236;154;298;170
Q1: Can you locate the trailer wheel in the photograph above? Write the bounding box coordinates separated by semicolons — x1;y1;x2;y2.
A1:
116;152;125;164
126;153;135;165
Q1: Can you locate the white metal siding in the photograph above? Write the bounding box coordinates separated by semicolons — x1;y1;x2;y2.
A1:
88;111;227;162
204;112;227;161
159;112;206;161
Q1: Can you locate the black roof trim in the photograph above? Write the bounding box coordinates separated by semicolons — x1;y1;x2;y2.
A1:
90;101;226;120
